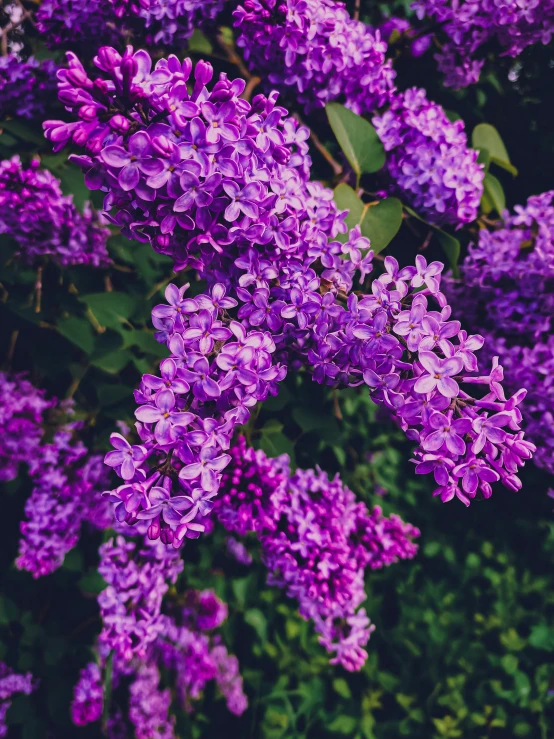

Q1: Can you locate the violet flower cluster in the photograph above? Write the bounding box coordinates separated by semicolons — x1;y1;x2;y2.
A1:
412;0;554;89
214;435;290;535
36;0;121;52
373;87;484;227
36;0;225;52
98;533;184;660
262;467;419;671
73;589;247;733
232;0;396;115
0;372;111;577
0;663;36;738
0;156;110;268
43;47;535;528
214;440;419;671
0;55;58;121
444;190;554;475
110;0;226;47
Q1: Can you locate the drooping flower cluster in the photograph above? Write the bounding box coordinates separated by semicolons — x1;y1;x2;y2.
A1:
233;0;396;115
261;467;419;670
412;0;554;89
0;156;110;268
157;605;248;715
0;55;58;121
73;589;247;731
210;439;419;670
71;663;103;727
373;87;484;227
110;0;226;47
0;372;111;577
36;0;121;52
0;372;53;483
98;533;184;660
214;436;289;535
0;663;36;738
444;191;554;475
17;428;112;578
45;48;534;533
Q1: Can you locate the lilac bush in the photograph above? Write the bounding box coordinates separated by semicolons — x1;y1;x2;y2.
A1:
413;0;554;88
444;190;554;475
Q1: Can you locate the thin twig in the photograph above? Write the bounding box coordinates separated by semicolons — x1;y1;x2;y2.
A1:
293;113;343;176
241;75;261;102
216;33;252;81
34;265;43;313
6;329;19;366
353;0;361;21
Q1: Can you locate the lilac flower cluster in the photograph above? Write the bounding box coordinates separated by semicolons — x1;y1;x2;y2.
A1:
0;372;110;577
45;48;534;526
0;372;53;483
73;589;247;731
0;55;58;120
210;439;418;670
413;0;554;89
373;87;484;227
214;436;289;535
232;0;396;115
261;467;419;670
157;607;248;715
0;663;36;738
17;448;111;578
444;191;554;475
98;533;184;660
36;0;120;52
71;663;103;727
110;0;226;47
0;156;110;268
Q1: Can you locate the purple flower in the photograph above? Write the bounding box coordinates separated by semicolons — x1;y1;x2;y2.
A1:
179;446;231;492
102;132;163;191
414;352;464;398
104;433;148;481
423;412;472;455
222;181;263;221
134;389;195;444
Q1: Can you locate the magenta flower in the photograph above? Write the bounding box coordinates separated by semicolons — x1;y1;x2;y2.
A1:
452;458;500;495
134;389;195;443
137;486;192;524
104;432;148;481
142;358;190;395
471;412;512;454
101;132;162;191
181;309;232;354
222;181;263;221
179;446;231;491
422;411;472;455
414;352;464;397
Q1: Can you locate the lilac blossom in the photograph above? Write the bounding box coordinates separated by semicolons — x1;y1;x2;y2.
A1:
0;663;36;738
0;55;58;120
373;87;484;227
233;0;396;115
0;157;110;268
71;663;103;727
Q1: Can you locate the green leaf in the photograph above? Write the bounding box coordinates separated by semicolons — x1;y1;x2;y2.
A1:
0;120;45;146
472;123;518;176
81;292;137;332
244;609;268;642
57;165;91;211
188;29;213;54
57;316;95;354
326;103;385;176
360;198;403;254
482;172;506;215
435;229;461;277
332;678;352;699
334;183;364;235
90;350;130;374
327;715;358;734
529;624;554;651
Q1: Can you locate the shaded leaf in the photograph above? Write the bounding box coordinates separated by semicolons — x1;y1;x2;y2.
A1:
472;123;518;176
57;316;95;354
326;103;385;176
360;198;403;254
